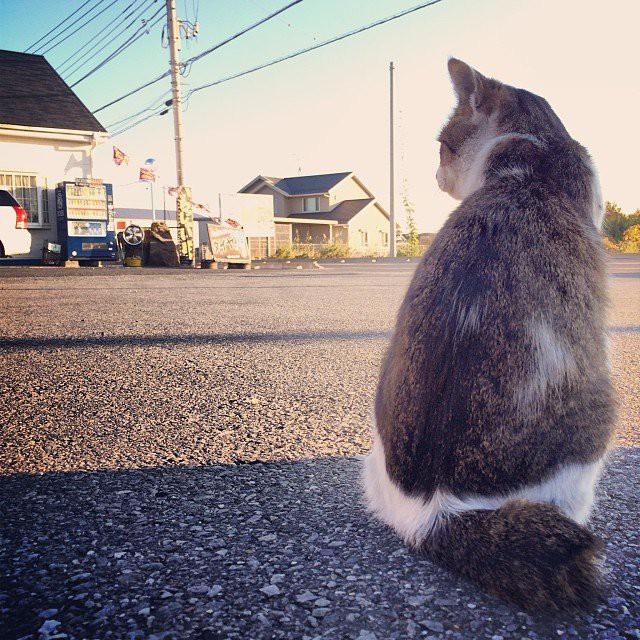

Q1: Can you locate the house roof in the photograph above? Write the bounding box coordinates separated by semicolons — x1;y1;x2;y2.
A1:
287;198;375;224
0;49;106;133
256;172;352;196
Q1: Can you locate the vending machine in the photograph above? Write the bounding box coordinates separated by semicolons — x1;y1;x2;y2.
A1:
55;178;118;262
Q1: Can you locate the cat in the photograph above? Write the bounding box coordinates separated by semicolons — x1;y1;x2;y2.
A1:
363;58;615;611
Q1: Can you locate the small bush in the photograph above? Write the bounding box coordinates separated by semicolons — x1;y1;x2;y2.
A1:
274;246;295;259
602;236;621;252
318;243;351;258
293;244;315;259
603;224;640;253
397;242;423;257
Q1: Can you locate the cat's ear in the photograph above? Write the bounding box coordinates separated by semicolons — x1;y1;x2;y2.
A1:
448;58;487;109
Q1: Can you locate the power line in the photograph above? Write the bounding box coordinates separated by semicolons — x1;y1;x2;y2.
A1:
110;105;169;137
92;0;305;113
187;0;444;97
61;0;157;78
70;7;165;87
106;91;172;129
93;69;169;114
57;0;140;75
25;0;96;53
106;0;444;137
35;0;113;55
182;0;304;70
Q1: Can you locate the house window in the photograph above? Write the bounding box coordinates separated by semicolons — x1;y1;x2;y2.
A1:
360;231;368;246
0;171;49;227
382;231;389;245
303;197;319;212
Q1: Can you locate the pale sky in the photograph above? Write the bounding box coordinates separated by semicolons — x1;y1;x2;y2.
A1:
2;0;639;231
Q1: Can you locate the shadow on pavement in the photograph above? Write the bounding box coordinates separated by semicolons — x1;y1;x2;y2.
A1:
2;450;638;640
0;329;393;352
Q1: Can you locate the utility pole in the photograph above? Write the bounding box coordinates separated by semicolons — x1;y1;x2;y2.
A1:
389;61;396;258
166;0;194;264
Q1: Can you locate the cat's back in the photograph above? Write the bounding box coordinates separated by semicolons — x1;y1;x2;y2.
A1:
377;142;613;496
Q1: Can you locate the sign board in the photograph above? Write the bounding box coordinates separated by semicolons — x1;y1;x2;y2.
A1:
206;223;250;263
75;178;103;186
219;193;275;238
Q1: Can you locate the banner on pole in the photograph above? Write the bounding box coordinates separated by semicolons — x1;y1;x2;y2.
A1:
139;167;156;182
113;146;129;166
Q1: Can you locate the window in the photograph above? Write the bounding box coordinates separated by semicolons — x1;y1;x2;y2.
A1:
360;231;368;246
0;171;49;227
382;232;389;245
303;197;319;212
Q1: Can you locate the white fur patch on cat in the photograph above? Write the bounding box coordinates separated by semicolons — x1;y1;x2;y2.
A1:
457;132;543;200
362;431;604;547
515;319;576;415
587;159;605;228
456;300;483;335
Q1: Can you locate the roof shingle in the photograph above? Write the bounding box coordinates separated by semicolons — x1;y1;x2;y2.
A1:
265;172;351;195
287;198;375;223
0;49;106;133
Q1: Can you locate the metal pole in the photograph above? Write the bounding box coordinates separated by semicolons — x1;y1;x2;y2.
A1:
167;0;186;187
163;185;167;222
166;0;194;265
389;61;396;258
151;181;156;222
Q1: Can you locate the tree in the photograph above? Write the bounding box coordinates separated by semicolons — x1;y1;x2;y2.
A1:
401;186;420;257
623;223;640;243
603;201;635;242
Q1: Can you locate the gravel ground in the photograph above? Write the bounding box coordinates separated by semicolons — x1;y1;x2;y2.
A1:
1;256;638;639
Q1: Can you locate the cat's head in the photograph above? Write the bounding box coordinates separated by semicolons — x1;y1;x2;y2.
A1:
436;59;571;200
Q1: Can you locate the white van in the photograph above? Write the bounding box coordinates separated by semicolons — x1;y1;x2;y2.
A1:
0;189;31;257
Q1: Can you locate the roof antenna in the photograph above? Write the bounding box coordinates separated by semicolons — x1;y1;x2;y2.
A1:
291;153;302;175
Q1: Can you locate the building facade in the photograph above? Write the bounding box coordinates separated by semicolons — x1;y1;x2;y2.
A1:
239;172;391;256
0;50;108;259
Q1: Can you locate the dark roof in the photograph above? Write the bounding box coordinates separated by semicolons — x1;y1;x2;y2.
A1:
287;198;375;224
0;50;106;132
115;207;212;222
264;172;352;195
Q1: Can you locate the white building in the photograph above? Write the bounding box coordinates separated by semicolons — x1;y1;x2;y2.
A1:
0;49;108;260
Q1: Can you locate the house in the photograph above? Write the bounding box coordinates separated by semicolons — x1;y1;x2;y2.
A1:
238;172;391;255
0;49;108;259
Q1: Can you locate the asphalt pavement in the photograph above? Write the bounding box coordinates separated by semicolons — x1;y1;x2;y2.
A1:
1;256;638;640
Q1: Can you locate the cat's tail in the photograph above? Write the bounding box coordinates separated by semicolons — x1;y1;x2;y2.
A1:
420;499;603;611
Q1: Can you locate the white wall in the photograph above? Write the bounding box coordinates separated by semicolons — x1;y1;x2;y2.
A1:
349;204;390;255
329;175;370;205
0;136;93;258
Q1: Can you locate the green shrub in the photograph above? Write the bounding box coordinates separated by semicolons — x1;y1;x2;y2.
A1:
620;223;640;253
274;246;295;259
292;244;315;259
318;243;351;258
397;242;423;257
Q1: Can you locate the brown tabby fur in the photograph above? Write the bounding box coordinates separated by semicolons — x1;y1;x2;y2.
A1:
369;59;615;611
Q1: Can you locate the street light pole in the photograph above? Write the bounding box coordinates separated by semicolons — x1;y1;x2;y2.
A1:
389;61;396;258
150;181;155;222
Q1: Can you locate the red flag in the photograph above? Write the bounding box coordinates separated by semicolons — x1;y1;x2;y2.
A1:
139;167;156;182
225;218;242;228
113;146;129;166
167;186;182;196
